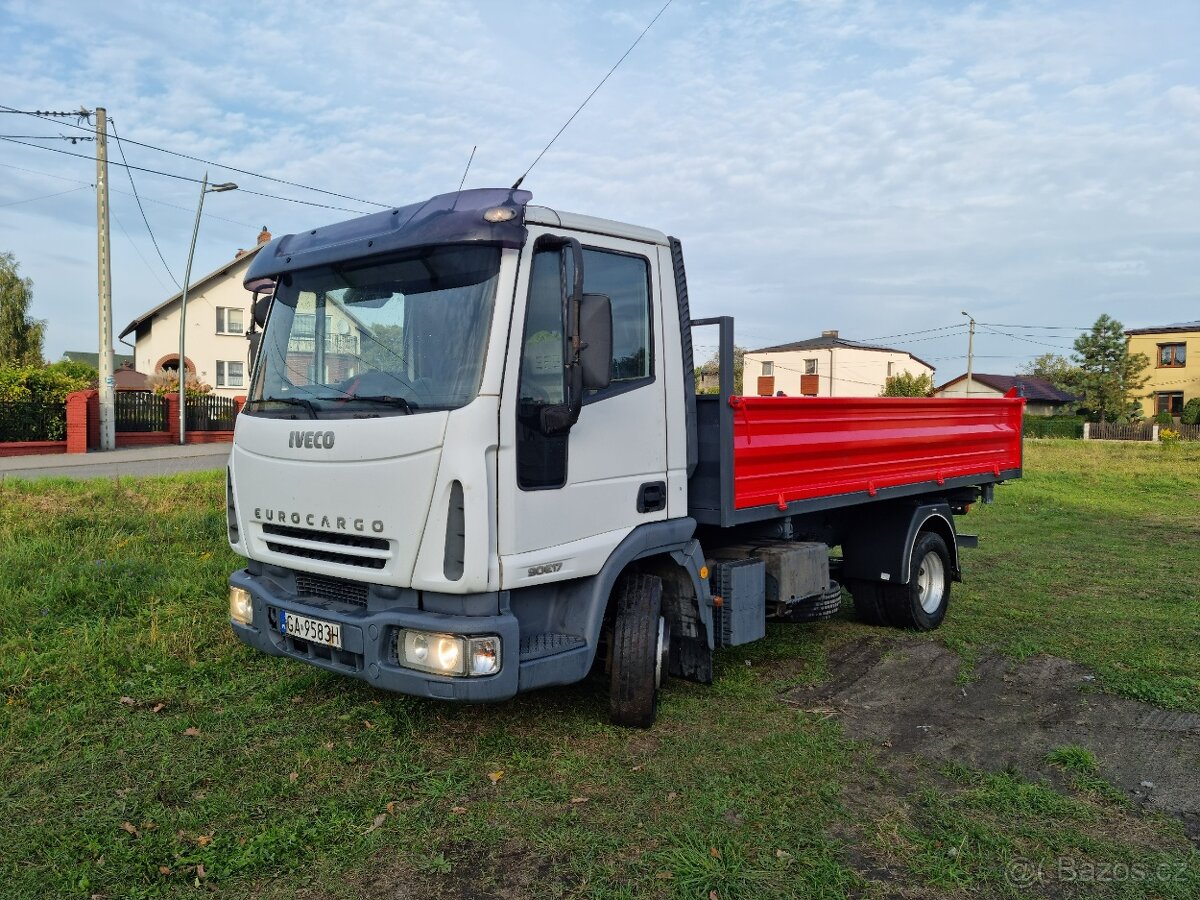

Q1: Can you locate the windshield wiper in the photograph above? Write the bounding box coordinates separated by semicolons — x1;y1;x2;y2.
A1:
253;396;318;419
348;394;416;414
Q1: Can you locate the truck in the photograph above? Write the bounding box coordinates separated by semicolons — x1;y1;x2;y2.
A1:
226;187;1023;727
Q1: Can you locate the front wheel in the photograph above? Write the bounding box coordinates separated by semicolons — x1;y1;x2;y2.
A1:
884;531;952;630
609;573;668;728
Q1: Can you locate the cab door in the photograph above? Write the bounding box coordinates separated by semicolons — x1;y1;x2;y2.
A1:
496;228;668;586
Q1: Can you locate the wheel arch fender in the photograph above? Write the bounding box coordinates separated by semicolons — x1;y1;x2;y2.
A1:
841;501;960;586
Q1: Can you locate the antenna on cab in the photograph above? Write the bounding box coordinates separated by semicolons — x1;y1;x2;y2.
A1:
511;0;675;190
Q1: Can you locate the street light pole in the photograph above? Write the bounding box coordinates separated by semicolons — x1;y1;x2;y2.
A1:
178;174;237;444
961;310;976;396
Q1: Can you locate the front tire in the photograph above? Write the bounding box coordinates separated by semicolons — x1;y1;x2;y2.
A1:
883;531;952;630
609;573;667;728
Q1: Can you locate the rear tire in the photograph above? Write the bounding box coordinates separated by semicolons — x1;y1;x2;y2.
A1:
848;578;888;626
883;531;952;630
609;573;666;728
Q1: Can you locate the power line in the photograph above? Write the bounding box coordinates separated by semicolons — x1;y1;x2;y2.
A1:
110;119;179;288
0;135;368;213
0;184;89;208
512;0;674;189
859;323;966;341
978;322;1089;330
2;103;391;208
112;209;170;293
977;324;1076;351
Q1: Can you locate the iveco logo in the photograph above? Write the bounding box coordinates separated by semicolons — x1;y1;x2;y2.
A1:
289;430;335;449
527;562;563;577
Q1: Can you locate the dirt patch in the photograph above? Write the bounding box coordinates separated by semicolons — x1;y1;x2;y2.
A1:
785;637;1200;842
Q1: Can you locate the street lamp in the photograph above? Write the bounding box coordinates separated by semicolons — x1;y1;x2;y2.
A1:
178;173;237;444
961;310;976;396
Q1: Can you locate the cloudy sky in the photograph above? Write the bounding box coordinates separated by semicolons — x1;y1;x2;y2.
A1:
1;0;1196;376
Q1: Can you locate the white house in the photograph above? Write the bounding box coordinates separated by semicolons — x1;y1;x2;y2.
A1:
743;330;934;397
119;229;271;398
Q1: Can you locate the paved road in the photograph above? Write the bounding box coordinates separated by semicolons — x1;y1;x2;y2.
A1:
0;443;231;481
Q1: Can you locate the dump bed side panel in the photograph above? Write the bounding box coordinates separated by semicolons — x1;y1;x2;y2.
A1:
730;396;1023;510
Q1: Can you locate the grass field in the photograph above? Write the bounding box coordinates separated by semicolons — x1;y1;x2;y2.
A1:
1;439;1198;898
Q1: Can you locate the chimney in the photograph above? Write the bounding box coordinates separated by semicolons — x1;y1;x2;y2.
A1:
257;226;271;245
822;329;839;339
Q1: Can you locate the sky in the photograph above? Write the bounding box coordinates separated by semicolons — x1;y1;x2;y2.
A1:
1;0;1197;378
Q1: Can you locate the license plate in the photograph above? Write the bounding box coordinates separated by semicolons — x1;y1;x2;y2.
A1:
279;610;342;649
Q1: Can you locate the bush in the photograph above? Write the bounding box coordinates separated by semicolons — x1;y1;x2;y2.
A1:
0;363;95;404
1154;410;1175;426
1022;416;1084;439
1181;398;1200;426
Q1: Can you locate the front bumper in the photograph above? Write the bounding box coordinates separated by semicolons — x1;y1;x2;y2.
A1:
228;569;520;701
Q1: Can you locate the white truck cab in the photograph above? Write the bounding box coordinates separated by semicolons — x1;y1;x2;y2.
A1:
228;188;695;723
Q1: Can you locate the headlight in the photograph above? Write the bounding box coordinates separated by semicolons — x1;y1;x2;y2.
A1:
397;630;501;677
229;586;253;625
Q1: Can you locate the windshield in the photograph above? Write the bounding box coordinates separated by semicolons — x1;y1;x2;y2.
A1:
247;245;501;418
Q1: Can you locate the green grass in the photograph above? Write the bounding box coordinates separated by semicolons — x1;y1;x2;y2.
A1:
1;441;1198;898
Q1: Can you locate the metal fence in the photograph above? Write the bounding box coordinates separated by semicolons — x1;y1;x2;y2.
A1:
186;394;239;431
1087;423;1155;441
0;400;68;442
1165;423;1200;441
114;391;168;432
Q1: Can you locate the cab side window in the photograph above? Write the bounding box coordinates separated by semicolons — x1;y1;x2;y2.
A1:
582;248;652;396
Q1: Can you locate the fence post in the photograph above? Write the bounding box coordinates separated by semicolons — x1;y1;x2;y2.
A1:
1082;422;1090;440
65;390;95;454
1152;424;1160;443
234;395;246;416
165;393;181;444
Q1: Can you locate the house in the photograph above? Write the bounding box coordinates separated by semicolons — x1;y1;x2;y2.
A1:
743;330;934;397
1125;321;1199;419
118;228;271;398
934;374;1076;416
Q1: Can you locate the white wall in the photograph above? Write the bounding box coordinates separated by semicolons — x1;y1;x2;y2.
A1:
744;347;934;397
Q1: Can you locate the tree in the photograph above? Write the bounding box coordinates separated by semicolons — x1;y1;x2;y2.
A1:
880;371;934;397
1016;353;1080;392
695;345;745;394
0;252;45;366
1070;314;1148;423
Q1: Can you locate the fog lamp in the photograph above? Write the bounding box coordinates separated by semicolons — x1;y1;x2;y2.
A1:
229;586;254;625
398;630;501;677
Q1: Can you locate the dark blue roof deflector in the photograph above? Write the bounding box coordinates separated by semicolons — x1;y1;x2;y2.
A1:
244;187;532;284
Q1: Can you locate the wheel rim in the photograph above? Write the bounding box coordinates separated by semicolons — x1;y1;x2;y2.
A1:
654;616;669;688
916;550;945;613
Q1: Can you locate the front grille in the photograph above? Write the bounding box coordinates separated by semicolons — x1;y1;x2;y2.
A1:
296;573;369;607
262;523;388;551
260;522;390;570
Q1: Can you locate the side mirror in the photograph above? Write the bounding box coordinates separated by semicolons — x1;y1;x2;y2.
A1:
252;292;273;327
247;330;262;367
579;293;612;391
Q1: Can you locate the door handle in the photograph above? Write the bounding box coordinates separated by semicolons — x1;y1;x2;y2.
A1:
638;481;666;513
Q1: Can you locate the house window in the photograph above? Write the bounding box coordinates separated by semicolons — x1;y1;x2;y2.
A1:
761;361;774;376
887;361;896;377
216;307;244;335
1155;392;1184;416
216;360;244;388
804;358;818;375
1158;343;1186;367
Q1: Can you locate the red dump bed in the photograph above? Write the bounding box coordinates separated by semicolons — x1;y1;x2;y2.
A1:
729;395;1024;511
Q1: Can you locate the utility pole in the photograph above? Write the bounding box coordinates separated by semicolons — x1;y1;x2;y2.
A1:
961;310;976;396
95;107;115;450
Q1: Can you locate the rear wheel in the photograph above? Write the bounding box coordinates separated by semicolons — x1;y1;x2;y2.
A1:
848;578;888;626
609;573;667;728
883;531;952;630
